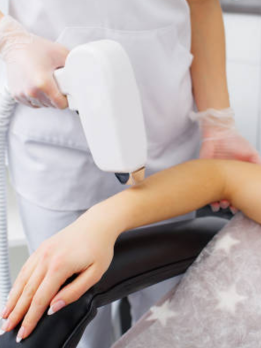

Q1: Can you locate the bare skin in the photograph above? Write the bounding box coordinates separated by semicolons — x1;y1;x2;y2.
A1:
187;0;261;211
1;159;261;342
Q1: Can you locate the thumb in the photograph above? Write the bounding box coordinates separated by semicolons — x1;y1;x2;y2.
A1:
48;267;102;315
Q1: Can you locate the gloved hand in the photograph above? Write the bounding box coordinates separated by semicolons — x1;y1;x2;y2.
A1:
0;15;69;108
190;108;261;213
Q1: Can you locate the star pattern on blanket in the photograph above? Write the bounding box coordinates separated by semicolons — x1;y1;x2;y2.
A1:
213;233;240;254
215;284;247;314
146;300;177;327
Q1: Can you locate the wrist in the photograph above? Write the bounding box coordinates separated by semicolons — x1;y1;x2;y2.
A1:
190;107;237;139
201;118;236;139
87;198;129;240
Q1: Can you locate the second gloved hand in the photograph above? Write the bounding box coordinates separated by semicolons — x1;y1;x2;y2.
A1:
190;108;261;213
0;15;69;108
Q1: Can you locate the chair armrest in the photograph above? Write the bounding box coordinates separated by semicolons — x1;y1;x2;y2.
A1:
0;217;227;348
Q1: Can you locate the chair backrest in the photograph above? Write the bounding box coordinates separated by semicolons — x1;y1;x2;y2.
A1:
220;0;261;15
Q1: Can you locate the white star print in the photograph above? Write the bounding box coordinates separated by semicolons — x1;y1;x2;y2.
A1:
215;284;247;314
213;233;240;254
146;300;177;327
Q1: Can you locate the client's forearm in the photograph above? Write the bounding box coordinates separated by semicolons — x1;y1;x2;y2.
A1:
92;159;227;233
91;159;261;236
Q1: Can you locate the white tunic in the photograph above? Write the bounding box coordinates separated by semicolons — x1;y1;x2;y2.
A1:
7;0;200;211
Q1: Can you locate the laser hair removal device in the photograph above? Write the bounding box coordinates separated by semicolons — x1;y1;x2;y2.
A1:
54;40;147;185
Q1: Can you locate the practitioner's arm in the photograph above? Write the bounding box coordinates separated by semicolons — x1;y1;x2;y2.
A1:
186;0;261;214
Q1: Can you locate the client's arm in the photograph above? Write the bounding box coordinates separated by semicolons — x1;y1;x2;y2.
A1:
94;159;261;230
1;159;261;342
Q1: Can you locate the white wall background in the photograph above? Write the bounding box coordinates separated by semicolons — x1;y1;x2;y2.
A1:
225;14;261;150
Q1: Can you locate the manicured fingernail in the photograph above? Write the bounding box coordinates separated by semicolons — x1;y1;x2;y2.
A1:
7;288;13;301
0;321;6;336
48;300;66;315
211;205;220;213
0;306;8;319
230;207;238;215
1;318;10;333
16;326;25;343
220;202;229;209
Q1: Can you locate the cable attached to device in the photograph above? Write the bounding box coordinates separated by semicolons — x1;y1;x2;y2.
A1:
0;86;16;307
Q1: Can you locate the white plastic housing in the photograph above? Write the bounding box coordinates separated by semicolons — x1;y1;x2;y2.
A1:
54;40;147;173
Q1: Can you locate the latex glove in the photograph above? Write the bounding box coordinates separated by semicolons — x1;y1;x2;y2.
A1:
0;15;69;108
0;206;121;343
190;108;261;213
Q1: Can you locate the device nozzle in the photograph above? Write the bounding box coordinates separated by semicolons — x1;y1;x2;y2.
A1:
126;167;145;186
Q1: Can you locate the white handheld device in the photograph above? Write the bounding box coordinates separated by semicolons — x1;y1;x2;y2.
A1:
54;40;147;184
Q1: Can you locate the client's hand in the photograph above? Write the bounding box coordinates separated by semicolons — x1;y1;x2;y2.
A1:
0;207;120;343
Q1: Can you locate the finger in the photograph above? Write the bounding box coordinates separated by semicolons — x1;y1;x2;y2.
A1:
16;266;69;342
45;78;68;109
14;96;34;108
220;200;230;210
210;202;220;213
27;96;45;108
230;206;238;215
199;141;215;160
249;152;261;165
49;266;101;315
35;90;53;108
1;253;38;320
2;265;46;334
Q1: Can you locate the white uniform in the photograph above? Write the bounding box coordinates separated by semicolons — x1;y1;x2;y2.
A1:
7;1;200;347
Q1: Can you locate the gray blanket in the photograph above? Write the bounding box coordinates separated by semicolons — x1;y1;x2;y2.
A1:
112;213;261;348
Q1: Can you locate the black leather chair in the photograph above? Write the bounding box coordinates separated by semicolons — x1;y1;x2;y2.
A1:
220;0;261;15
0;216;227;348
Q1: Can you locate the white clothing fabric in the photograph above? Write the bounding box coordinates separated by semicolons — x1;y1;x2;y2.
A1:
7;0;200;211
16;193;184;348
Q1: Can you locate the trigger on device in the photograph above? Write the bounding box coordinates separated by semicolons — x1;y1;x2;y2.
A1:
67;94;77;111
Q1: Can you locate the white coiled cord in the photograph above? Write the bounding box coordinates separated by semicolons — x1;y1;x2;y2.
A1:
0;86;16;308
